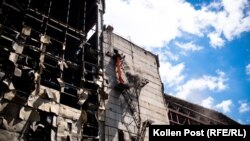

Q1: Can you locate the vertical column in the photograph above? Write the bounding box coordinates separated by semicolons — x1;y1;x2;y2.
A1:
96;0;104;71
36;35;50;94
57;0;71;93
35;1;52;95
80;0;87;88
96;1;105;141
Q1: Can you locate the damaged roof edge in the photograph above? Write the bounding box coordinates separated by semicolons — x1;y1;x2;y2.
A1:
155;54;160;68
101;0;106;12
104;26;160;67
103;0;106;12
164;94;240;125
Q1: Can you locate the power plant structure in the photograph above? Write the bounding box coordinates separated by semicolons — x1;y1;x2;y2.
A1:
0;0;238;141
164;94;239;125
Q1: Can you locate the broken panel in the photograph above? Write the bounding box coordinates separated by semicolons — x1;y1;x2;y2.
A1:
0;0;105;140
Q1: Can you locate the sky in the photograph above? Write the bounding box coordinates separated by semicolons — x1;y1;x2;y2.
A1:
104;0;250;124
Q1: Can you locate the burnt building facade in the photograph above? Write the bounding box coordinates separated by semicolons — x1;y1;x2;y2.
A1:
0;0;106;140
0;0;238;141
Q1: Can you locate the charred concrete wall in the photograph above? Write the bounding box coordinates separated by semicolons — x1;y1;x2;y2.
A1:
102;27;169;141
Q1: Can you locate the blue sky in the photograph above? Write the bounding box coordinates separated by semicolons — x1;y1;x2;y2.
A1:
104;0;250;124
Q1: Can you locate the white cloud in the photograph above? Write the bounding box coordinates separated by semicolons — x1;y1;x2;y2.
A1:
237;119;244;124
221;0;250;40
246;64;250;76
105;0;250;49
159;62;185;87
156;49;179;61
208;32;225;48
175;41;203;52
175;70;228;100
201;96;214;109
162;50;179;61
215;99;233;113
239;101;250;113
105;0;182;48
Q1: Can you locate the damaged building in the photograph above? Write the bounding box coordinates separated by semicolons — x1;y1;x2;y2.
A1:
0;0;105;140
164;95;239;125
102;26;169;140
0;0;238;141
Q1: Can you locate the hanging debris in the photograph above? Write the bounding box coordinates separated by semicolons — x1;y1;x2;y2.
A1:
114;50;125;84
0;0;105;140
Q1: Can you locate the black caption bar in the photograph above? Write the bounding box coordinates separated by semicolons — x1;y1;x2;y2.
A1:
149;125;250;141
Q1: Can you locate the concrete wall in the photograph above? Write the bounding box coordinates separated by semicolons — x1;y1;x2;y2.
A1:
103;29;169;141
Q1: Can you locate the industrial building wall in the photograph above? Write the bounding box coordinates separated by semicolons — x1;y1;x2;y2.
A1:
102;27;169;141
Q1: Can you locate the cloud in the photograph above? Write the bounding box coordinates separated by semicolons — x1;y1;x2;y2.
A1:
215;99;233;113
155;49;179;61
175;70;228;100
208;32;225;48
105;0;182;48
159;62;185;87
237;119;244;124
163;51;179;61
175;41;203;52
239;101;250;113
246;64;250;76
201;96;214;109
220;0;250;40
105;0;250;49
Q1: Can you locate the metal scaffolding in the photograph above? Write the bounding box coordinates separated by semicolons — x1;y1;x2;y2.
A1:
113;49;150;141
